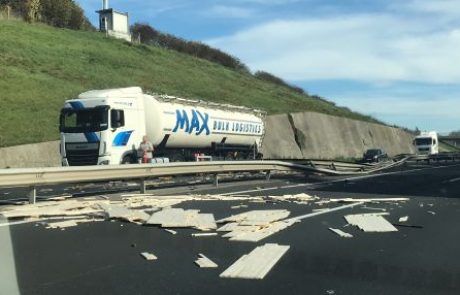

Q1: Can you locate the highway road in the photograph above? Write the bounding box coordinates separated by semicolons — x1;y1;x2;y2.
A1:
1;162;460;295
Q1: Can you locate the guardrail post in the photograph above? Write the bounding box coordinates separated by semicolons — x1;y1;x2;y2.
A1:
28;186;37;204
265;171;271;181
214;174;219;187
139;178;146;194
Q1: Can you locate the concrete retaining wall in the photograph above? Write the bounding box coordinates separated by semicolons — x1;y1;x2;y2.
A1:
262;111;415;159
0;141;60;168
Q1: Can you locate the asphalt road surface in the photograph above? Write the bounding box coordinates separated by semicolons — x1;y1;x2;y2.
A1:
1;163;459;295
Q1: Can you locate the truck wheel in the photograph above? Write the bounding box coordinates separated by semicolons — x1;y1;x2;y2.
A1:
122;155;134;164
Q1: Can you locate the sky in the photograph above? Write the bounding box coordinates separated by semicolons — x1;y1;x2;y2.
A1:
77;0;460;133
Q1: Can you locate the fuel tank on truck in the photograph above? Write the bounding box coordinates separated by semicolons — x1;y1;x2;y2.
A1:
142;94;265;149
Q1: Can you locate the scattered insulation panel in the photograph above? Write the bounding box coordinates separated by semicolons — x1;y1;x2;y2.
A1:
328;227;353;238
146;208;217;231
191;233;218;237
398;216;409;222
344;213;398;232
220;243;290;279
140;252;158;261
195;254;218;268
217;210;290;225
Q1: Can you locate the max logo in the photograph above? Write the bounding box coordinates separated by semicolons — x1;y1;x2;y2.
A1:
172;109;210;136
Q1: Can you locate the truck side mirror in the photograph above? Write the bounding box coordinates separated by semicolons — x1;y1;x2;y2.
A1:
111;109;125;128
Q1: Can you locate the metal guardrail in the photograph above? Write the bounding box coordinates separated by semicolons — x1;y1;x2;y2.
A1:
410;153;460;162
0;158;410;204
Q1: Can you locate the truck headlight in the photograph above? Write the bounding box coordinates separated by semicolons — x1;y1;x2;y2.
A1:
99;160;110;165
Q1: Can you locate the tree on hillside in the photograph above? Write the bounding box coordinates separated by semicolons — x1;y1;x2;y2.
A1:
449;130;460;136
254;71;306;95
0;0;93;30
131;22;249;73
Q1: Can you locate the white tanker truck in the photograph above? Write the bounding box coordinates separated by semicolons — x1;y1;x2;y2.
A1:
59;87;265;166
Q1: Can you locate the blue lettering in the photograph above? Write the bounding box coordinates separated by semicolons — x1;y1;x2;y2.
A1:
173;110;190;133
172;109;210;136
196;111;210;135
189;110;200;134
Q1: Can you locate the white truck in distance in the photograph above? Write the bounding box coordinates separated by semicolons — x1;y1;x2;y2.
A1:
414;131;439;155
59;87;265;166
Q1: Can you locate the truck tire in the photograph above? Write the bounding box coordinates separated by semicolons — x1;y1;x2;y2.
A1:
122;155;135;164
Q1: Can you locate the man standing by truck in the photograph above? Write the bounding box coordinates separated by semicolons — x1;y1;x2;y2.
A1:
138;136;154;163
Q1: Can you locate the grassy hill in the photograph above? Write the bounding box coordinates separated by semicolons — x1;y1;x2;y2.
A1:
0;20;379;147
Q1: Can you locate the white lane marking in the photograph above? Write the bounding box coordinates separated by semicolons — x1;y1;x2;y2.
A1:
222;164;460;196
0;218;21;295
447;177;460;183
288;202;364;221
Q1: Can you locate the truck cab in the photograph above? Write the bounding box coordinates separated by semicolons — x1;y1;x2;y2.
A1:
59;88;145;166
414;131;439;155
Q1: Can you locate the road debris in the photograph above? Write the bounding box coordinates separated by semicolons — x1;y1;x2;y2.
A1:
392;223;423;229
191;233;218;237
231;205;248;209
344;213;398;232
398;216;409;222
164;229;177;235
330;197;409;203
268;193;319;204
328;227;353;238
146;208;217;231
216;210;294;242
140;252;157;261
195;254;218;268
362;206;387;212
217;210;290;225
220;243;289;279
427;211;436;215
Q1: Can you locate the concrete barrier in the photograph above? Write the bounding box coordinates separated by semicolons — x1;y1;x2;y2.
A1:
0;141;60;168
260;114;303;159
263;112;415;159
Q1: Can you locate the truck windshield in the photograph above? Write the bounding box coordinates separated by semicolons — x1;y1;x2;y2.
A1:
60;106;109;133
415;137;432;145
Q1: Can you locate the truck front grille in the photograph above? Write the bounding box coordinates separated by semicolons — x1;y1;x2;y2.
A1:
66;143;99;166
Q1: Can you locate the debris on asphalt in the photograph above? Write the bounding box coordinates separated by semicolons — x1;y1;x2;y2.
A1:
220;243;289;279
100;203;151;223
392;223;423;229
398;216;409;222
231;204;248;209
328;227;353;238
216;210;295;242
45;218;101;229
268;193;319;204
344;213;398;232
140;252;157;261
362;206;387;212
312;208;329;213
191;233;218;237
164;229;177;235
217;210;290;225
146;208;217;231
330;197;409;203
427;211;436;215
195;253;218;268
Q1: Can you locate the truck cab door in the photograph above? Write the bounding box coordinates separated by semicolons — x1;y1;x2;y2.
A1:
109;109;134;163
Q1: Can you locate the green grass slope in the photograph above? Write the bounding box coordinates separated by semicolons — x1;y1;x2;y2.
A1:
0;20;379;147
